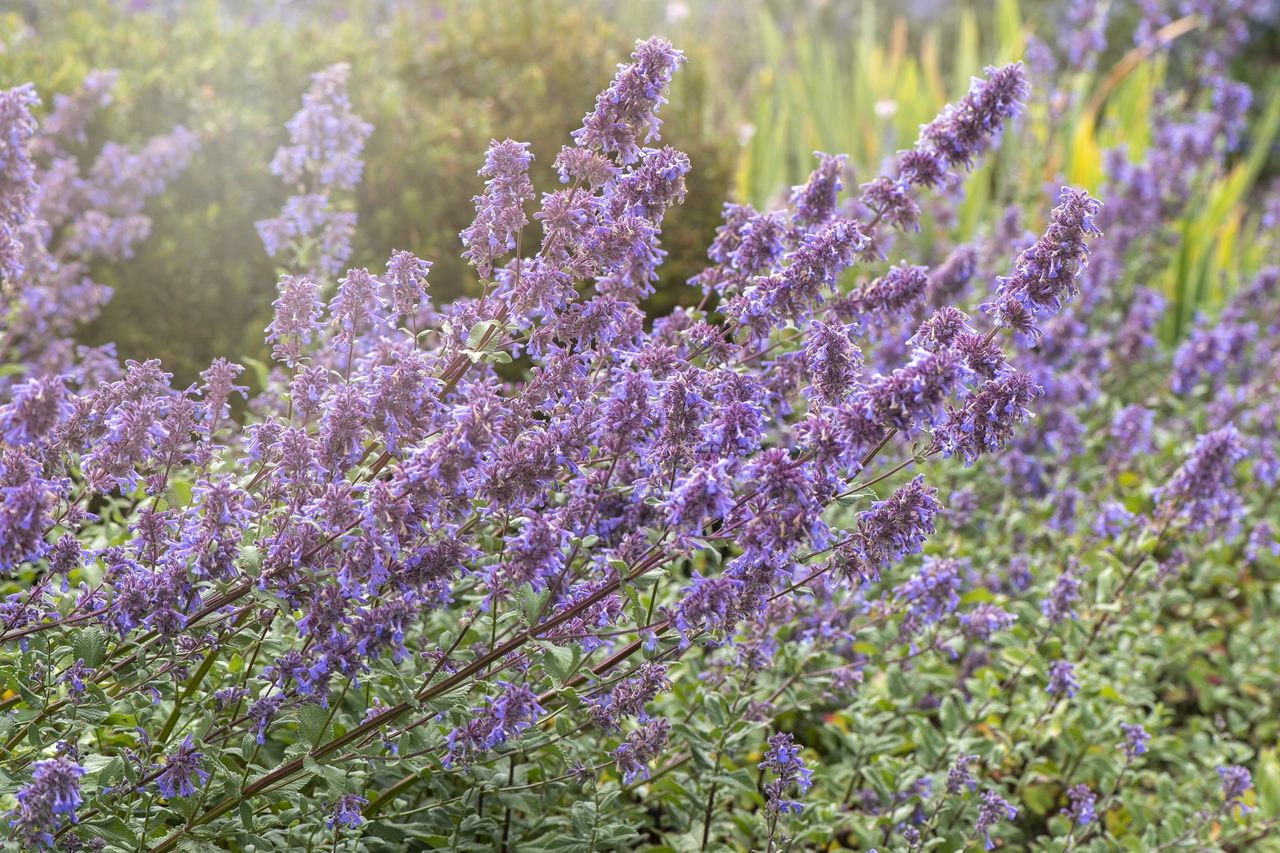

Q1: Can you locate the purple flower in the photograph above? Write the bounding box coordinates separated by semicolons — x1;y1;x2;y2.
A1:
936;372;1042;466
444;682;545;768
329;267;386;349
1218;765;1252;815
973;789;1018;850
989;188;1102;333
844;264;930;323
909;307;972;352
917;63;1029;171
958;603;1017;641
760;732;813;817
590;662;672;730
268;63;371;191
842;476;943;582
460;139;535;278
1040;563;1082;624
927;245;979;306
1063;784;1096;826
1046;659;1080;698
1120;723;1150;759
257;63;370;275
1154;425;1246;533
573;37;685;164
859;175;921;231
804;321;863;407
327;794;367;829
790;152;846;226
665;463;734;539
0;375;71;447
1109;405;1154;464
895;558;963;634
266;275;323;366
844;348;967;447
2;449;64;572
1245;522;1277;561
612;718;671;784
199;358;246;429
155;736;209;799
0;84;40;283
384;249;432;327
8;756;84;848
947;753;977;795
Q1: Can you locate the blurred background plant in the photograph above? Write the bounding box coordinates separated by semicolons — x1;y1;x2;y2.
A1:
1;0;1275;382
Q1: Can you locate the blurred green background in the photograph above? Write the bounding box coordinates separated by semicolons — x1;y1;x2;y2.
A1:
1;0;1275;383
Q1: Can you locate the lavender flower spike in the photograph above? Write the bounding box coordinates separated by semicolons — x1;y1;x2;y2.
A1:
8;756;84;848
461;139;535;279
989;187;1102;333
573;37;685;164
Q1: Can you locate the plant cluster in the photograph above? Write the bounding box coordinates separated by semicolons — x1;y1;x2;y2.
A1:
1;5;1279;853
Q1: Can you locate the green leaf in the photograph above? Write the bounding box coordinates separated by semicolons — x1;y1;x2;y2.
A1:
298;704;330;747
542;643;580;684
72;626;107;668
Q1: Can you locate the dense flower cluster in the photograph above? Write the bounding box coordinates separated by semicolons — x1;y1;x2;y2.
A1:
256;63;371;277
0;13;1275;852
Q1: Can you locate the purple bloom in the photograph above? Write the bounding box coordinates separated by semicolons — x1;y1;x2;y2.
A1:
958;603;1016;641
268;63;371;191
257;63;370;275
909;307;972;352
383;249;432;329
155;736;209;799
760;732;813;817
790;152;846;226
947;753;977;795
843;264;930;323
845;347;967;446
328;794;367;829
199;358;246;430
1046;659;1080;698
590;662;672;730
927;245;979;306
936;372;1042;466
460;139;535;278
0;375;71;447
8;756;84;848
917;63;1028;171
1063;784;1096;826
612;718;670;784
445;682;545;768
842;476;943;581
1218;765;1252;815
0;84;40;284
2;449;64;572
989;187;1102;334
1154;425;1246;533
665;463;734;539
895;558;963;635
1040;563;1082;624
1245;522;1277;561
804;321;863;407
1120;723;1150;759
973;789;1018;850
573;37;685;164
329;267;386;349
266;275;323;366
1109;405;1154;464
859;175;921;231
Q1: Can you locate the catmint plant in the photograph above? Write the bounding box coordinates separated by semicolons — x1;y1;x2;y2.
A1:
0;14;1277;853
